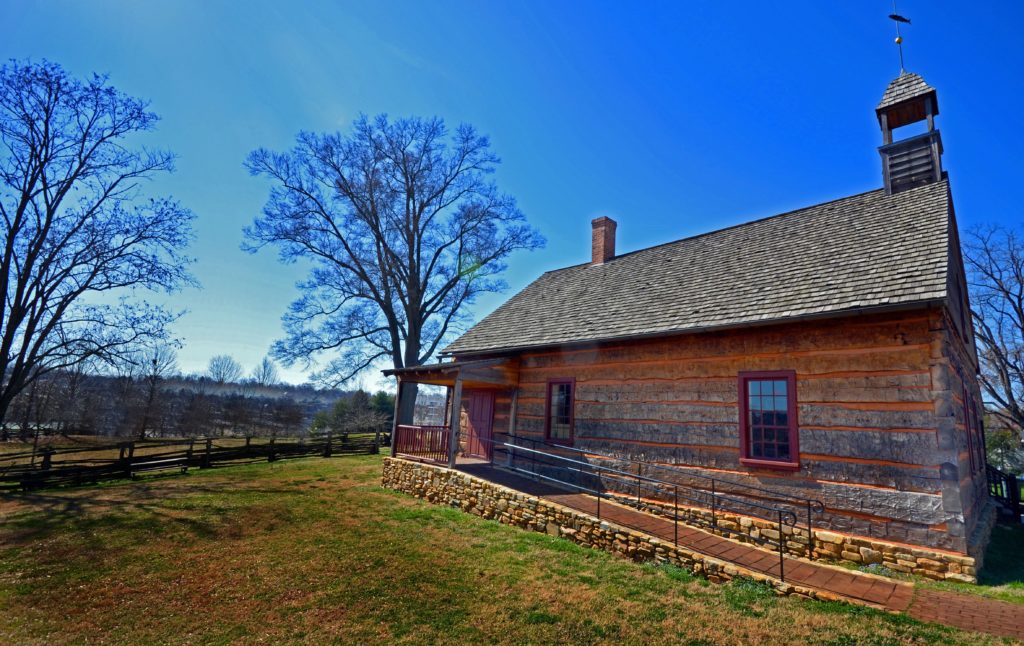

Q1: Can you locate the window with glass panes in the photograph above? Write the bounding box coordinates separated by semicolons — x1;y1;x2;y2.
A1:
545;379;574;444
739;371;799;468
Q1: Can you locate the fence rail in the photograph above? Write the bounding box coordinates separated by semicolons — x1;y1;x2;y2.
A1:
0;432;382;491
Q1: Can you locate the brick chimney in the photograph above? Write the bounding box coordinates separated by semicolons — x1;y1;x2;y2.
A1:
591;216;617;265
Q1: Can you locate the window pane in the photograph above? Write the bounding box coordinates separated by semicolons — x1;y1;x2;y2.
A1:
774;380;787;397
745;376;796;464
549;382;572;440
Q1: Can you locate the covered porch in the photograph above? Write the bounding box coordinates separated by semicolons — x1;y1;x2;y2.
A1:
384;357;519;468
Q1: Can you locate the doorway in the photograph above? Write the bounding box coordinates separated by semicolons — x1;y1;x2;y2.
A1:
464;390;495;461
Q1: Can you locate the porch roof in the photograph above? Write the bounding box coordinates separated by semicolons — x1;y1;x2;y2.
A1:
383;357;519;389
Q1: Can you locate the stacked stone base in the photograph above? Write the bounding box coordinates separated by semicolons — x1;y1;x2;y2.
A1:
384;457;981;585
384;458;888;604
634;499;978;583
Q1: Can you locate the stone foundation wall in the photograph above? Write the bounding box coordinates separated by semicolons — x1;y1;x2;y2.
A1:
384;457;981;584
634;498;979;583
381;458;848;602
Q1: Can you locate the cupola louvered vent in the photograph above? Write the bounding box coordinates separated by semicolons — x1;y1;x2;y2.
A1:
880;130;943;194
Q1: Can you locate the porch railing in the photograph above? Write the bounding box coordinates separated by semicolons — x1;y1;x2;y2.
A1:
393;424;450;464
987;463;1022;521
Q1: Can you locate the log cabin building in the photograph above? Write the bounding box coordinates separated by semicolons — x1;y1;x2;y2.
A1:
386;72;995;572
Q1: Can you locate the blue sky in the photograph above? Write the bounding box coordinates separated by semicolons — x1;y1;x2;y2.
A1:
3;1;1022;386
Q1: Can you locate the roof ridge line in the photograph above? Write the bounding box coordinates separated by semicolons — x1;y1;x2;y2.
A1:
548;184;900;273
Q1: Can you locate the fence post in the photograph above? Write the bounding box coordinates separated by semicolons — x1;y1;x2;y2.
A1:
40;448;53;471
324;432;333;458
372;424;380;454
124;442;135;479
186;439;195;468
1010;474;1022;520
268;437;276;462
202;438;212;468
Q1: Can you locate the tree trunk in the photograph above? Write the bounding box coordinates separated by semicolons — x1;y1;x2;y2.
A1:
397;382;419;425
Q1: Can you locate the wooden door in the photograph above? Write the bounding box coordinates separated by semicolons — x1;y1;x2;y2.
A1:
464;390;495;460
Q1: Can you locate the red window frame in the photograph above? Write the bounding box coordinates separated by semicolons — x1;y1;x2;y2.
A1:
738;370;800;471
544;378;575;446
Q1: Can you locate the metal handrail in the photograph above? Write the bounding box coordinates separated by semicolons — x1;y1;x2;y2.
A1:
470;434;818;581
493;438;797;524
497;431;826;515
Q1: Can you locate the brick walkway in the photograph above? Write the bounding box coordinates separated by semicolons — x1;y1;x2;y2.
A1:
458;463;1024;641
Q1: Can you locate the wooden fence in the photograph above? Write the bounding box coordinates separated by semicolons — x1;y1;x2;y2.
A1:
0;432;384;491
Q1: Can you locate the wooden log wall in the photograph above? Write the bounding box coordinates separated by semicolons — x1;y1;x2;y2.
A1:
461;308;981;553
937;305;990;553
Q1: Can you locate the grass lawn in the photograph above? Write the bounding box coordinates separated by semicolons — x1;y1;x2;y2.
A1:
0;455;1014;645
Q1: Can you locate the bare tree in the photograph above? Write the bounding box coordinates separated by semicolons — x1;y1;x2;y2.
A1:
963;225;1024;438
244;114;543;419
138;344;178;438
0;60;195;426
208;354;242;384
251;355;279;387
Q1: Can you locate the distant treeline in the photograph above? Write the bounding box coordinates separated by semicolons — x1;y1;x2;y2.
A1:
3;368;394;441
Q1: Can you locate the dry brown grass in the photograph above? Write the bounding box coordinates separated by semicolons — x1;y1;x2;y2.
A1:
0;455;1012;645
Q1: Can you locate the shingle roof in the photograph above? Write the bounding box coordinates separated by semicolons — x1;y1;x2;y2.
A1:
443;180;952;355
877;72;936;112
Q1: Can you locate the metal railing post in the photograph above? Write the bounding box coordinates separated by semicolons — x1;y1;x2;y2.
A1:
711;480;717;533
637;462;642;504
674;486;679;548
806;500;814;560
778;509;786;581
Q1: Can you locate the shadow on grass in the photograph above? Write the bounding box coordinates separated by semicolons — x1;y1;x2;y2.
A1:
0;480;301;545
978;523;1024;588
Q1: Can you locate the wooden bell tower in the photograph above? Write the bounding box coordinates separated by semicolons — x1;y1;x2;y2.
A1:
876;72;943;195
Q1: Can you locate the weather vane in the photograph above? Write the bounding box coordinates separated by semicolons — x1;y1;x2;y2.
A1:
889;1;911;73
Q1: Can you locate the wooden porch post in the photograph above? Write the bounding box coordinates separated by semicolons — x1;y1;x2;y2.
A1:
447;376;463;468
506;388;518;468
390;379;403;457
